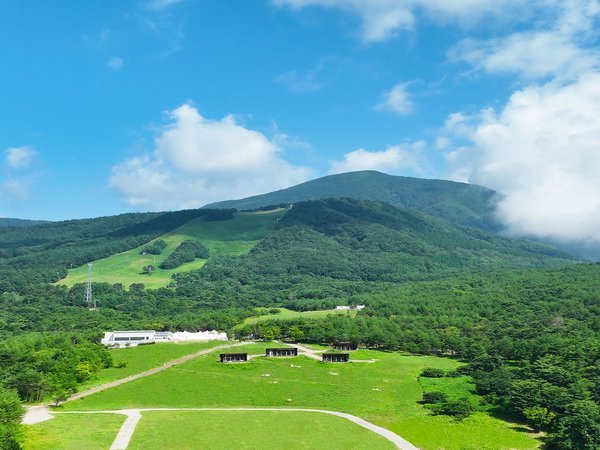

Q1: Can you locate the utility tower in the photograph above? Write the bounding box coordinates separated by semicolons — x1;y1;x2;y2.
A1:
85;263;96;309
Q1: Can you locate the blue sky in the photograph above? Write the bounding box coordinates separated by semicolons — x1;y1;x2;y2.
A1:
1;1;600;245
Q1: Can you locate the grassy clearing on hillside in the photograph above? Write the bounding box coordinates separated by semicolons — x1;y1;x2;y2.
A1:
236;307;357;328
128;410;395;449
23;413;124;450
58;209;287;288
64;342;539;449
79;341;226;390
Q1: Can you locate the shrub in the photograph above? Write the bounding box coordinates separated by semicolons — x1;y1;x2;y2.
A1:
422;391;448;404
420;367;446;378
434;398;474;421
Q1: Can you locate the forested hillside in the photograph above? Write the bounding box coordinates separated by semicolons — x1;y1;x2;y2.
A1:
0;218;49;227
205;170;502;231
0;209;233;292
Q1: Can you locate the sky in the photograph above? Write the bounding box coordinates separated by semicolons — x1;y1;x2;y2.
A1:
1;0;600;246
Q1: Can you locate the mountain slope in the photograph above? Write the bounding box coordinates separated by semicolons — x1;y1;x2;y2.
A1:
177;199;568;303
204;171;501;231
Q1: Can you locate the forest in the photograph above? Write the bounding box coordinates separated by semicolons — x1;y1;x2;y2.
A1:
0;199;598;448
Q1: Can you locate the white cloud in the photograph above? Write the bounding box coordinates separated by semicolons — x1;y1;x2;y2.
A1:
329;141;425;175
109;104;311;209
275;70;321;93
450;30;599;80
106;57;124;70
146;0;185;11
273;0;533;42
375;82;413;115
449;0;600;80
4;146;37;169
445;72;600;244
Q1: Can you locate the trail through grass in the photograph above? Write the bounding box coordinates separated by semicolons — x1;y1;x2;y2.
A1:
64;342;539;449
23;413;124;450
128;410;395;449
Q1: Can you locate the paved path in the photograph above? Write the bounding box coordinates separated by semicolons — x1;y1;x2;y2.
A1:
289;343;323;360
22;341;250;424
56;408;420;450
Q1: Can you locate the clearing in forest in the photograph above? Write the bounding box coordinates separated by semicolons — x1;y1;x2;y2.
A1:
57;209;287;289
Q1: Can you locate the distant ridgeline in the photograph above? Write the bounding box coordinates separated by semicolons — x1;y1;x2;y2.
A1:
0;218;49;227
0;208;234;293
204;170;502;232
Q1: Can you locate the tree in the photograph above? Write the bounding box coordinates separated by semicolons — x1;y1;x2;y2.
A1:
422;391;447;404
547;401;600;450
0;387;24;449
434;398;474;421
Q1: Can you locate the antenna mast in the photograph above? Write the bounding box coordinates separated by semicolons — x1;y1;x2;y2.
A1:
85;263;96;309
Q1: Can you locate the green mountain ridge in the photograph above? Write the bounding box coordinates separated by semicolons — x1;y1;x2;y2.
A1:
204;170;502;232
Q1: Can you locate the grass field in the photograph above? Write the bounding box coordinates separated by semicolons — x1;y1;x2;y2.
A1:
79;341;226;390
58;209;287;288
128;410;395;449
23;413;124;450
62;342;539;449
236;307;357;329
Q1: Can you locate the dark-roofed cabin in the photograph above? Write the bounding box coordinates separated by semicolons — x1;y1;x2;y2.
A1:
322;353;350;363
333;342;358;351
265;347;298;357
220;353;248;363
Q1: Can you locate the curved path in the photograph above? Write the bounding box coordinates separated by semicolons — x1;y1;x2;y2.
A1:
55;407;419;450
22;341;250;425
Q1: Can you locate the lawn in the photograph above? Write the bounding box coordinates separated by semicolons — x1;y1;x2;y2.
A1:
63;342;539;449
23;413;124;450
58;209;287;288
128;410;395;449
79;341;227;390
236;307;357;329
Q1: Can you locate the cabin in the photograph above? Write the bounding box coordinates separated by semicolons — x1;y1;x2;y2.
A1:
333;342;358;351
265;347;298;357
322;353;350;363
220;353;248;363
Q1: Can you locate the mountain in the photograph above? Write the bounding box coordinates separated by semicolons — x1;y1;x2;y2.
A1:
176;199;568;302
204;171;501;232
0;218;49;227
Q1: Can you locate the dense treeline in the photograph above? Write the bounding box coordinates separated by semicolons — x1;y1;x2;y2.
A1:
159;240;209;269
0;333;112;403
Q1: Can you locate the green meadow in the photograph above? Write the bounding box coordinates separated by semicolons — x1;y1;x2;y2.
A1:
23;413;124;450
58;209;287;289
236;307;357;329
62;342;539;449
79;341;226;390
128;410;395;449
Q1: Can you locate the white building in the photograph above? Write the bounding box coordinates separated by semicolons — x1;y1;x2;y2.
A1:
101;329;228;347
336;305;366;311
101;330;156;347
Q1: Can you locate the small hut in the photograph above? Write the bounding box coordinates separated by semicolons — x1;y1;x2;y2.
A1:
322;353;350;363
333;342;358;351
220;353;248;363
265;348;298;357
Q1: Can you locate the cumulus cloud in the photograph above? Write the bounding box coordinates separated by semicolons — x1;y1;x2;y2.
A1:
273;0;533;42
329;141;425;175
106;57;123;70
375;82;414;115
450;29;599;80
444;73;600;244
449;0;600;80
5;146;37;169
109;104;311;209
